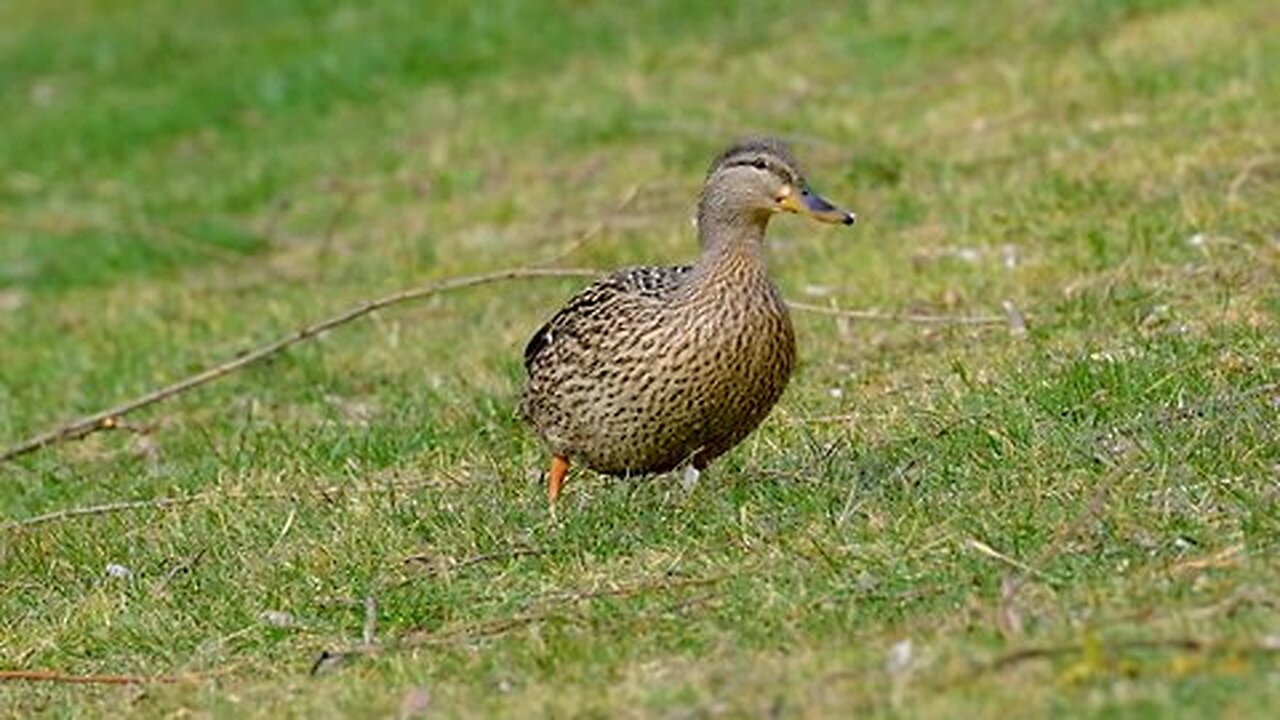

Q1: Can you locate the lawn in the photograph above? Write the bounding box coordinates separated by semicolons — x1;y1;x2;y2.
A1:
1;0;1278;717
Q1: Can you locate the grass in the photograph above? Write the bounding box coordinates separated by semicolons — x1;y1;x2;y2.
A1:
1;0;1278;716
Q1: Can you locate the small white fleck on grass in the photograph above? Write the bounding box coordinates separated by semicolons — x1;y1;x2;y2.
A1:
1001;244;1019;269
258;610;296;628
886;638;914;675
681;465;700;493
1002;300;1027;336
105;563;133;580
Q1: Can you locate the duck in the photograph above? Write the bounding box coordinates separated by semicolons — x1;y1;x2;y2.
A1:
520;137;855;503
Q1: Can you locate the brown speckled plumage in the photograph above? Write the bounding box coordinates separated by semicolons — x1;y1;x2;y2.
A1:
521;138;854;495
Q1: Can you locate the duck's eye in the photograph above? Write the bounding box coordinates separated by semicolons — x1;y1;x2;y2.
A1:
751;159;767;170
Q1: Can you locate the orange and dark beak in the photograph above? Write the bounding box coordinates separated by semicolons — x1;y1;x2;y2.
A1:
778;185;856;225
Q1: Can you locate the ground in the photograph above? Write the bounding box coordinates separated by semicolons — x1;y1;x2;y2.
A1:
1;0;1277;717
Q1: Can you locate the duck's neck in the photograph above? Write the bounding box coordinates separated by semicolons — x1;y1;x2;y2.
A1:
692;205;772;283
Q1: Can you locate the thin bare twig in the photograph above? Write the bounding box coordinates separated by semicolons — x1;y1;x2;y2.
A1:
0;267;601;464
2;496;211;531
412;588;717;649
316;574;725;669
2;260;1037;466
152;546;209;596
1226;153;1278;205
1;478;446;532
980;637;1277;674
401;547;547;578
788;300;1009;326
0;669;203;685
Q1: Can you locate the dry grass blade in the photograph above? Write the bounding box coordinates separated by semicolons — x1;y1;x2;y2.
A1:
965;538;1053;581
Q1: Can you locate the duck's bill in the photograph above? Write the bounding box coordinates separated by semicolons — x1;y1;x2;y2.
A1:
779;186;856;225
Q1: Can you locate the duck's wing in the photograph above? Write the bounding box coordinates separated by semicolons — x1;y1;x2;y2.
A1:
522;265;693;370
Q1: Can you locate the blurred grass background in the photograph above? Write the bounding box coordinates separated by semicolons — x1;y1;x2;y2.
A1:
1;0;1277;717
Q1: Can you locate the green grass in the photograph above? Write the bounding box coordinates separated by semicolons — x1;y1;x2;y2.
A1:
2;0;1278;716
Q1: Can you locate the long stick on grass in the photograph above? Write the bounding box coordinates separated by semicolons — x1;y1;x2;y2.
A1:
1;265;1022;464
0;267;602;463
0;669;199;686
0;477;448;532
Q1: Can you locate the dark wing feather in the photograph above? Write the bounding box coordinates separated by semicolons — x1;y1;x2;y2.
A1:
522;265;693;371
523;321;556;368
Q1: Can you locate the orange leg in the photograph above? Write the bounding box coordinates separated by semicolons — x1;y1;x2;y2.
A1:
547;455;571;504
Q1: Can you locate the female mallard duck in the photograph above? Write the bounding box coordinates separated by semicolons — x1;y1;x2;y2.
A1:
521;137;855;502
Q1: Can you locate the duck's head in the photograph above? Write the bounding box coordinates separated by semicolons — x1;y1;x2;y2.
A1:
698;137;856;231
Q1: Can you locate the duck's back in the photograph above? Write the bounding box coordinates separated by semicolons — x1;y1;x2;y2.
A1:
520;264;794;476
521;265;692;370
